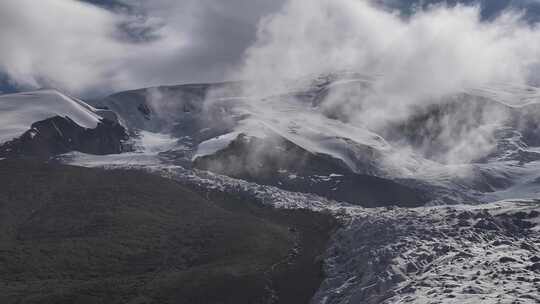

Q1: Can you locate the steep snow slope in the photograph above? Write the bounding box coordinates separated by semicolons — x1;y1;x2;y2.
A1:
0;90;103;143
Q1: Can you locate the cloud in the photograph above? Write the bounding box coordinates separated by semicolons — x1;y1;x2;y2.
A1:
0;0;183;95
234;0;540;164
240;0;540;96
2;0;539;101
114;0;286;87
0;0;285;96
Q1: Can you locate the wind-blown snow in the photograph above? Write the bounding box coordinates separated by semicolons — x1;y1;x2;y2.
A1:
137;131;178;153
190;86;401;175
192;131;241;160
60;130;183;168
0;90;102;143
237;107;393;173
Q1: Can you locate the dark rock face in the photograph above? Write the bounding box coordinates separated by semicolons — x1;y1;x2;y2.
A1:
194;134;429;207
137;102;152;119
0;116;129;159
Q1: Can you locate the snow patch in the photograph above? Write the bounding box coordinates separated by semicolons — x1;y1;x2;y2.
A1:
137;131;177;153
192;132;241;160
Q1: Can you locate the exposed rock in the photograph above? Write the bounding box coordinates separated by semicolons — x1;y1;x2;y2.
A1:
0;116;129;159
499;256;519;263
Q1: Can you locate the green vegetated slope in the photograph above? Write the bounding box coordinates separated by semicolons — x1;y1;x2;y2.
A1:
0;160;336;304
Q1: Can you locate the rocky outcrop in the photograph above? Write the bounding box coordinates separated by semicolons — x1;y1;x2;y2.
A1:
0;116;129;159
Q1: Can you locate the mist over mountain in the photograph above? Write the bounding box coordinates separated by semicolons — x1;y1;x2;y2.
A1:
2;1;540;303
1;0;540;97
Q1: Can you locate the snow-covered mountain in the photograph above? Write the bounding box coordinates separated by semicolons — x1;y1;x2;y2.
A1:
2;72;540;303
0;90;102;143
82;72;540;207
87;79;432;207
0;90;128;158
